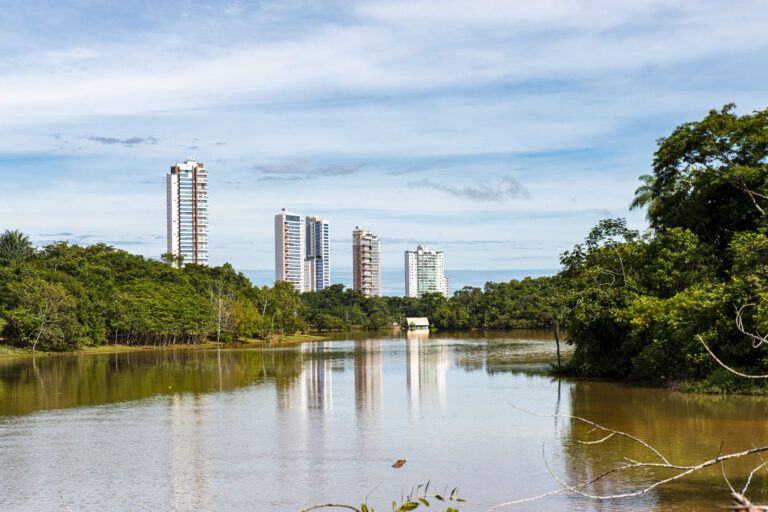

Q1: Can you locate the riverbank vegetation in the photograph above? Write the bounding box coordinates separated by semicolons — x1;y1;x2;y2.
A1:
0;230;556;353
301;277;556;331
0;237;310;352
558;104;768;389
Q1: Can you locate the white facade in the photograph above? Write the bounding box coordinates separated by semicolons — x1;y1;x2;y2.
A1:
404;244;448;298
305;216;331;292
166;159;208;266
275;209;305;290
353;227;381;297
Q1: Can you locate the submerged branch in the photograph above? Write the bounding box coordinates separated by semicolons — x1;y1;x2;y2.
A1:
487;405;768;510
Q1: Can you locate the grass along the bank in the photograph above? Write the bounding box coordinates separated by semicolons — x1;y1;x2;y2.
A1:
0;333;329;358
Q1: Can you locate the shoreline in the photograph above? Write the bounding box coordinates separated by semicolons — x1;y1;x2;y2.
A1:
0;333;329;359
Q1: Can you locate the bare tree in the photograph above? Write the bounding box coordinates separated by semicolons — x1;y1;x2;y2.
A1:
210;279;235;343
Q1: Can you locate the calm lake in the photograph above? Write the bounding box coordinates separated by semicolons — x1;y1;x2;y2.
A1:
1;331;767;511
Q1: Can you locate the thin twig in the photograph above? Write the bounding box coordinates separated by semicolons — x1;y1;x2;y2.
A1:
578;432;614;445
742;457;768;496
509;404;671;464
296;504;362;512
720;440;736;495
735;305;768;349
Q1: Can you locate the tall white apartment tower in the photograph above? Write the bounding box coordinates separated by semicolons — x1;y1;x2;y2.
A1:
166;159;208;265
353;227;381;297
304;216;330;292
275;209;305;290
405;244;449;298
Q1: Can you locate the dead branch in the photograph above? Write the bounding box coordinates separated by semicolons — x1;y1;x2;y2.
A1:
296;505;361;512
486;405;768;511
735;305;768;349
698;336;768;379
509;404;671;464
718;493;768;511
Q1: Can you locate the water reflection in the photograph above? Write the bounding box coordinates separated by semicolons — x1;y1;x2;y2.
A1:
3;332;767;511
0;348;305;416
169;394;210;511
355;339;383;411
406;335;450;410
277;342;333;410
560;381;768;510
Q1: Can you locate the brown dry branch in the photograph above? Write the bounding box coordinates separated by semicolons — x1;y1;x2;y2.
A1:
485;405;768;511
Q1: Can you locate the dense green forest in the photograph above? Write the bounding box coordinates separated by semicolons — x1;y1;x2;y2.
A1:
0;232;556;352
302;277;556;331
558;104;768;389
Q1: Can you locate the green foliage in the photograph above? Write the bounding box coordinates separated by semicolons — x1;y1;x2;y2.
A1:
0;229;34;265
0;238;317;350
301;279;557;332
5;276;80;352
634;103;768;254
562;104;768;384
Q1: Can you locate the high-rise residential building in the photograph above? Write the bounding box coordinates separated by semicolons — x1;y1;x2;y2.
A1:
353;227;381;297
275;209;305;290
304;216;330;292
405;244;449;298
166;159;208;266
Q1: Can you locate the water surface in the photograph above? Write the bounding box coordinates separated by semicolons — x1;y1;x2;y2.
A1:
0;331;766;511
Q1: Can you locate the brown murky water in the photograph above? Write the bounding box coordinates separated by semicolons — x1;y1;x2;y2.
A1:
0;331;765;511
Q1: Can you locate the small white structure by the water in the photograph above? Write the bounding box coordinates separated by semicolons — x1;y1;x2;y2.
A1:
406;317;429;331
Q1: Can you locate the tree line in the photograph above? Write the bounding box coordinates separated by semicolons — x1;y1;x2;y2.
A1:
0;239;307;352
301;277;556;332
0;232;557;352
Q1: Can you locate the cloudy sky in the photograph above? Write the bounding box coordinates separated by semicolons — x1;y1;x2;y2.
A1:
2;0;767;273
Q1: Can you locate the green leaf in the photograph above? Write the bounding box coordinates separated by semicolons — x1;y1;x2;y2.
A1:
418;498;429;506
398;503;419;511
361;505;369;512
434;495;445;501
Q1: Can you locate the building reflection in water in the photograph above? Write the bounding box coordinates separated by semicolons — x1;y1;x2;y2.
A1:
277;341;334;410
355;339;383;411
169;393;210;511
406;332;450;411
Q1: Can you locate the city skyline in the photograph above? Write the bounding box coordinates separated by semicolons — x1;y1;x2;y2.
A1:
2;2;768;272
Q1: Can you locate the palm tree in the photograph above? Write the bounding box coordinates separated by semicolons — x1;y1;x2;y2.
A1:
629;174;656;211
0;229;34;264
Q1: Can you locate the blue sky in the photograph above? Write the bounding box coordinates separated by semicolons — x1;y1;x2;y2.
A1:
2;0;767;273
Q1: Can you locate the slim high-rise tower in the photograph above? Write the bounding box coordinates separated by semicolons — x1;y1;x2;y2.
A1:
166;159;208;265
405;244;448;298
353;227;381;297
275;209;305;290
305;216;330;292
